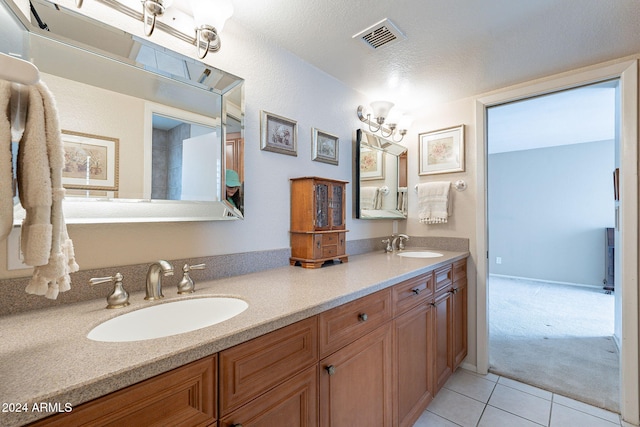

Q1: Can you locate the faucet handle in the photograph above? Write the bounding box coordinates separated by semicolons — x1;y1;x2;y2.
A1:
90;272;130;309
399;235;409;250
177;263;206;294
381;239;392;253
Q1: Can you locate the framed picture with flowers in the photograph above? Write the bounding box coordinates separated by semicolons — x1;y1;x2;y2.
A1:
359;145;384;180
418;125;465;175
260;110;297;156
61;130;119;191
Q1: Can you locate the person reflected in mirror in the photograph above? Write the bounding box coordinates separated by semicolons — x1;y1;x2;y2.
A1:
226;169;243;214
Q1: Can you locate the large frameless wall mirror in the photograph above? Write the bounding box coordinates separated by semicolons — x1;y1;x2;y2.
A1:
355;129;408;219
4;0;244;223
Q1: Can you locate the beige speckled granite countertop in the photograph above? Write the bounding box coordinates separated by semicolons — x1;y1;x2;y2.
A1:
0;249;468;426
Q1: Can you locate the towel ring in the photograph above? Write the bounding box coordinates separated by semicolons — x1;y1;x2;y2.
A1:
414;180;467;192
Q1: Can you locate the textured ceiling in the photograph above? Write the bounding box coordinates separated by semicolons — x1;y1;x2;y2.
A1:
229;0;640;113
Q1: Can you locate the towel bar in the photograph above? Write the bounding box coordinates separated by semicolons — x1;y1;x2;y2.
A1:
414;180;466;192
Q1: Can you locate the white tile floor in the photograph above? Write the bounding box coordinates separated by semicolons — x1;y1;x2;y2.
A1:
413;368;630;427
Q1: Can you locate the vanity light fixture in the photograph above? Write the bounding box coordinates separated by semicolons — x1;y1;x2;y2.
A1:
190;0;233;58
142;0;172;36
357;101;413;142
92;0;232;58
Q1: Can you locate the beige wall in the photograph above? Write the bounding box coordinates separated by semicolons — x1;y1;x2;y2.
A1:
45;72;146;198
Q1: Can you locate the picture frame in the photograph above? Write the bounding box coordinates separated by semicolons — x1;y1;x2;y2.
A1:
260;110;297;156
65;188;118;199
61;130;119;191
418;124;465;175
311;128;339;165
360;146;385;180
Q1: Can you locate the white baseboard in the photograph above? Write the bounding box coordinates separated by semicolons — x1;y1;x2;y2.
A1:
489;273;603;290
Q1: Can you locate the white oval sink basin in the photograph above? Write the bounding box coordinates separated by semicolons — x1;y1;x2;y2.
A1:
396;251;444;258
87;297;248;342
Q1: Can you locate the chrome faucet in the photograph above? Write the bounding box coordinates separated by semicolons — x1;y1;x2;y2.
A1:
391;234;409;251
145;260;174;300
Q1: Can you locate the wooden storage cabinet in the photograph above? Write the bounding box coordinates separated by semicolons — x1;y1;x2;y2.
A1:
30;356;217;427
290;177;349;268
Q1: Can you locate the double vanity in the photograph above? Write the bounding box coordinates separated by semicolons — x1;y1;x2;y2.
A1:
1;248;468;427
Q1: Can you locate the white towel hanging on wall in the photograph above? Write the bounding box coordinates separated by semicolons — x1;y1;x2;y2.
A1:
417;181;452;224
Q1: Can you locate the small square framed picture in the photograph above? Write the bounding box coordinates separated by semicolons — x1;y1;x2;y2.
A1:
260;110;297;156
311;128;339;165
418;125;465;175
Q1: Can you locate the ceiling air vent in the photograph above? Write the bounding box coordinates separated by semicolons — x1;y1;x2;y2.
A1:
353;18;406;50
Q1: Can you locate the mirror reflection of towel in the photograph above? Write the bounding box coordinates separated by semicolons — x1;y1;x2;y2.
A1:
417;182;451;224
360;187;380;210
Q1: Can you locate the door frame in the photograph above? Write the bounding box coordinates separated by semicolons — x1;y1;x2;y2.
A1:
474;59;639;424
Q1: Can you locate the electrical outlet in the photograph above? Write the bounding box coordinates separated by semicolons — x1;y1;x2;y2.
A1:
496;256;502;265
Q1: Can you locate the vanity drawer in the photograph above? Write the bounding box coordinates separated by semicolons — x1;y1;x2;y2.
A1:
30;355;216;426
434;264;453;294
319;288;392;357
393;272;434;316
219;316;318;416
453;258;467;282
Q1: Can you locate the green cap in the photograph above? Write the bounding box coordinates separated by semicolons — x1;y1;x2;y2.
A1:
226;169;241;187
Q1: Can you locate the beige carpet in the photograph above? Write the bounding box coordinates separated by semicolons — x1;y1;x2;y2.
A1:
489;276;619;413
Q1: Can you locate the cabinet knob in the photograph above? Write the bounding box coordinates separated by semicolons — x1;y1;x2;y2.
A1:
325;365;336;376
412;288;421;295
451;287;459;294
430;302;436;307
358;313;368;322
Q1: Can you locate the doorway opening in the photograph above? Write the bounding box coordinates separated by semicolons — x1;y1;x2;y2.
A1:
486;80;619;411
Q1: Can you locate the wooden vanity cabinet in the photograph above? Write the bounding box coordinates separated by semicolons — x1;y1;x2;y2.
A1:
290;177;349;268
28;258;467;427
318;288;393;426
319;323;393;427
452;259;468;368
29;355;217;427
393;272;436;427
433;259;468;393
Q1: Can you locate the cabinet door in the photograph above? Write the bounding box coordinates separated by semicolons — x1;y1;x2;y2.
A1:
330;183;345;229
433;291;453;393
452;278;468;368
320;324;393;427
394;302;435;427
219;366;318;427
314;182;331;230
